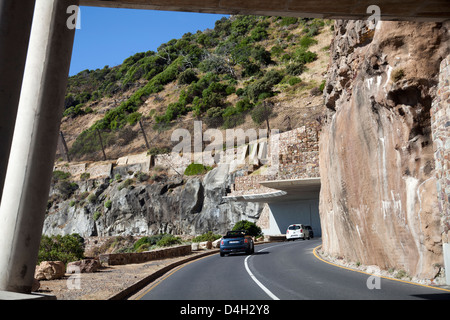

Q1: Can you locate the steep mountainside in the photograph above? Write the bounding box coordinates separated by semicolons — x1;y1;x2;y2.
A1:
57;15;332;163
45;15;332;239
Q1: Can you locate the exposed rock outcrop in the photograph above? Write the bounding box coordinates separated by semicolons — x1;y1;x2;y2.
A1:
320;20;449;279
43;165;263;238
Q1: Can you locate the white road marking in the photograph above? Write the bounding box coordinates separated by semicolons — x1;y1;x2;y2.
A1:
244;244;285;300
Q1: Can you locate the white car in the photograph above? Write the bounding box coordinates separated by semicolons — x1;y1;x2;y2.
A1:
286;224;310;240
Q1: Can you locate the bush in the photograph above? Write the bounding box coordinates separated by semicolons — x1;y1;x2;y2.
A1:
38;234;85;265
93;211;102;221
56;180;78;199
87;193;97;203
279;17;298;26
156;234;182;247
286;62;305;76
104;200;112;209
288;77;302;86
134;171;149;182
80;172;91;181
232;220;262;237
53;170;71;182
246;70;283;102
298;36;318;49
118;178;134;190
251;102;273;126
133;235;166;252
192;231;222;243
178;68;198;85
184;163;211;176
294;48;317;64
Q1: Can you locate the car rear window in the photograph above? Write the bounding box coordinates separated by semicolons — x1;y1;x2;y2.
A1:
224;231;246;238
288;225;300;230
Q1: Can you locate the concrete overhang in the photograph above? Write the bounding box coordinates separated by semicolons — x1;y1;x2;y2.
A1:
79;0;450;22
224;177;321;203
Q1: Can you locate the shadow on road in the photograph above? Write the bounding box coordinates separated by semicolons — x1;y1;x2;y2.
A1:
221;251;269;257
411;293;450;300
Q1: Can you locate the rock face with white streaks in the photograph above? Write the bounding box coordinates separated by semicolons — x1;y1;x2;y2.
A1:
319;20;449;279
43;166;263;239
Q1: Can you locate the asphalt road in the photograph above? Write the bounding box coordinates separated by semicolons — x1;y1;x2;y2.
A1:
137;238;450;300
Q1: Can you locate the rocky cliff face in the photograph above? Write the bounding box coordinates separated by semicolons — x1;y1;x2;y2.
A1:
43;164;262;238
320;20;449;279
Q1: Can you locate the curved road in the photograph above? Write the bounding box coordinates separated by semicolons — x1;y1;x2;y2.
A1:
137;238;450;300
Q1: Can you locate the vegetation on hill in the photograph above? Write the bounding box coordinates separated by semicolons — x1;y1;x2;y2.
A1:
62;16;332;161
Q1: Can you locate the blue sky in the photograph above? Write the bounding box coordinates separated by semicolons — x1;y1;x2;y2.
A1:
69;7;228;76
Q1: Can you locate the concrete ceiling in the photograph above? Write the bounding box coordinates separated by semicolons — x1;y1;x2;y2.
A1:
79;0;450;21
224;178;321;203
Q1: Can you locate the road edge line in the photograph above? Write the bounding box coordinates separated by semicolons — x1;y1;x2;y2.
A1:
312;245;450;293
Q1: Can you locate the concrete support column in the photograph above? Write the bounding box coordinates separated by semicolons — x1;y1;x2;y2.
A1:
0;0;79;293
0;0;36;200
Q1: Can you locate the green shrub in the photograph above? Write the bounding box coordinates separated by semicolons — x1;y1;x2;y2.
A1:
252;46;272;65
178;68;198;85
298;36;318;49
135;171;149;182
133;234;165;252
184;163;211;176
279;17;298;26
87;193;97;203
251;102;273;126
286;62;305;76
93;211;102;221
156;234;182;247
192;231;222;243
53;170;71;182
246;70;283;102
270;45;284;57
104;200;112;209
319;79;326;92
56;180;79;199
148;146;171;155
294;48;317;64
80;172;90;181
38;234;85;265
288;77;302;86
242;62;261;77
232;220;262;237
118;178;134;190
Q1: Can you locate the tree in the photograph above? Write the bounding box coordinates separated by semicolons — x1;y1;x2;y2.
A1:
232;220;262;237
251;101;274;133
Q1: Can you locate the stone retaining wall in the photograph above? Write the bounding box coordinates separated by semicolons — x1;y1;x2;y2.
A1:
99;245;192;265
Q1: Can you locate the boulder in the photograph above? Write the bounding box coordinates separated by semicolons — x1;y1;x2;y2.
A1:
67;258;100;273
32;278;40;292
35;261;66;280
199;241;212;250
212;239;221;248
191;242;199;251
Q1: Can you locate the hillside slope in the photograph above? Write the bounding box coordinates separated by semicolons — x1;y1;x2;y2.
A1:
57;15;332;163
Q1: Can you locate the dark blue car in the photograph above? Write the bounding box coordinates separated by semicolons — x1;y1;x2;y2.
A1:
220;230;254;257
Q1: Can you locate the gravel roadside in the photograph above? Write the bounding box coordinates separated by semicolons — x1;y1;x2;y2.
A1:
35;250;218;300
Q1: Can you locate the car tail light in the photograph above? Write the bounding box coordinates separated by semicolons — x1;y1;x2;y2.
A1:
286;230;289;234
244;239;248;243
221;240;224;245
300;229;303;233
